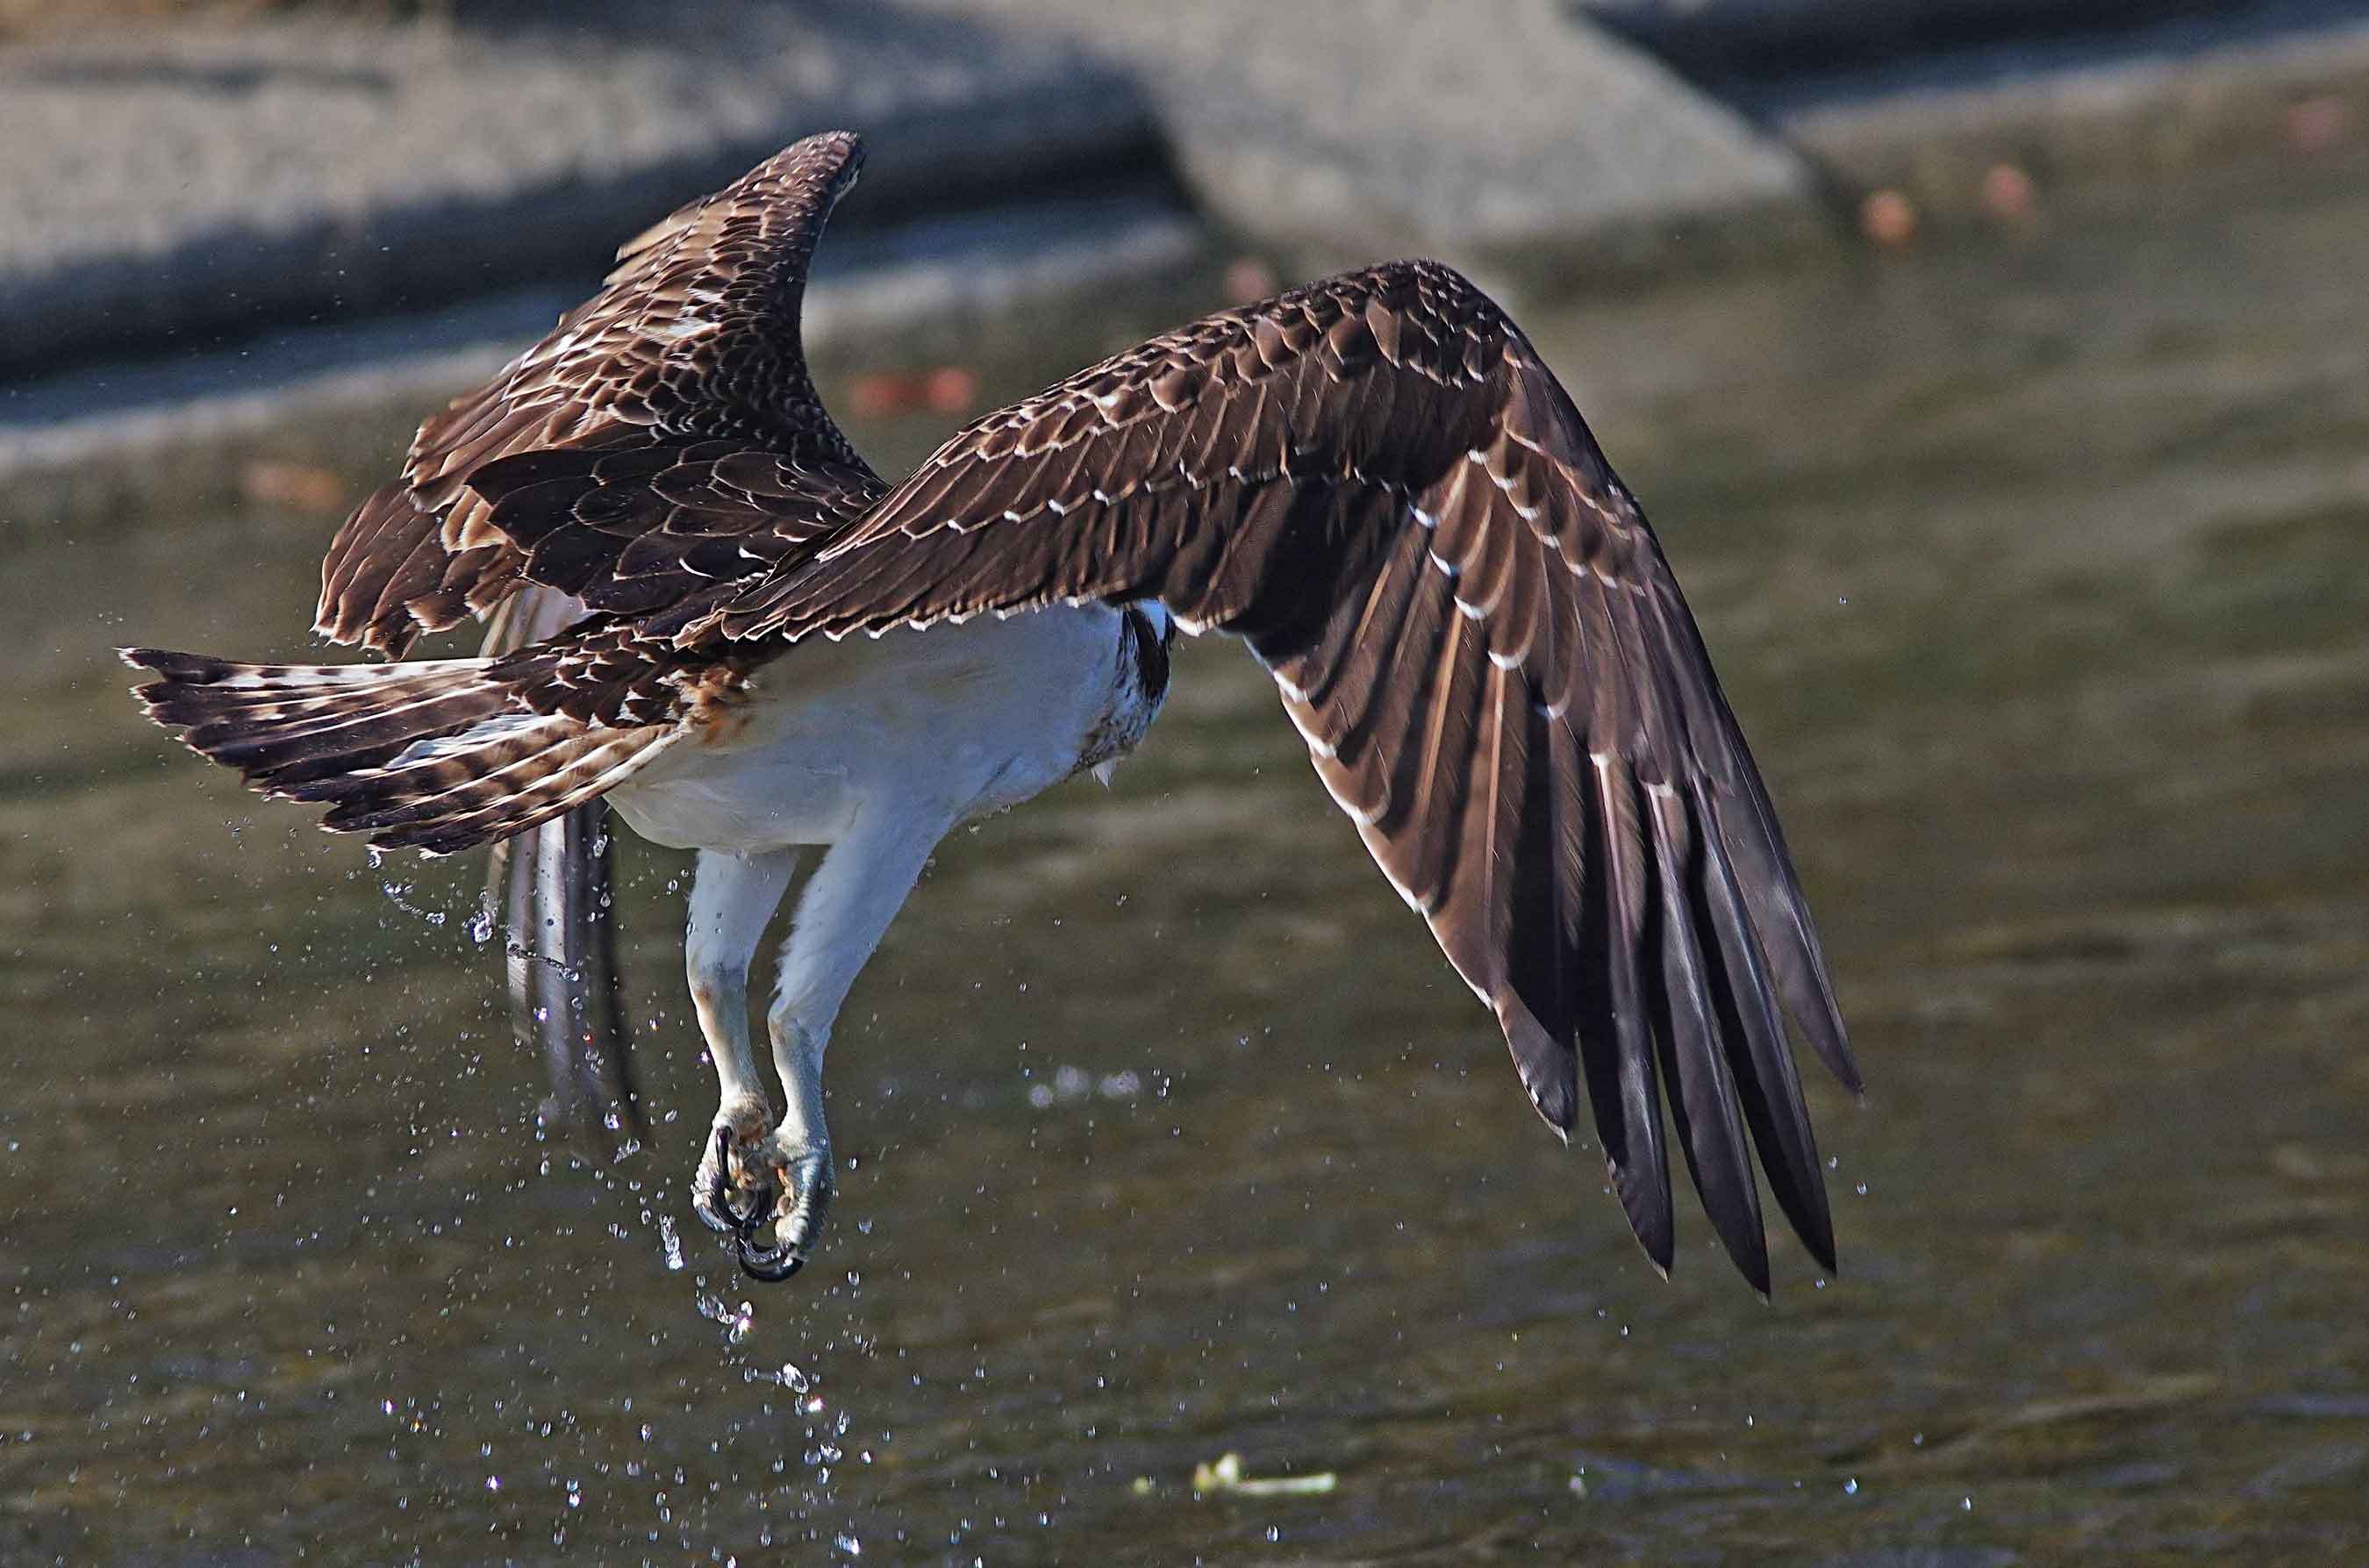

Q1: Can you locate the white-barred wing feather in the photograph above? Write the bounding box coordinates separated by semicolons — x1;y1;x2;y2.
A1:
316;131;873;655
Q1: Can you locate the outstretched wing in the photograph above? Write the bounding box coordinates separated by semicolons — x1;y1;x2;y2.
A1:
693;260;1860;1289
317;130;875;655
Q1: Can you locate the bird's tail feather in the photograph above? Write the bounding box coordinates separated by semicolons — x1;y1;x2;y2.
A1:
123;648;673;856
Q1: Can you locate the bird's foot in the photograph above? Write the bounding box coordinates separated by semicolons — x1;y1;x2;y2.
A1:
736;1144;834;1283
692;1102;778;1237
691;1105;833;1282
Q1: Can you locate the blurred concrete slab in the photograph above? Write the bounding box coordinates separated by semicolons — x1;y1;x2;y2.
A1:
899;0;1824;288
0;0;1160;375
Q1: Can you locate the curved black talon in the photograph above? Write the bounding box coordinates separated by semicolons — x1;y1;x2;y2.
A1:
728;1176;777;1232
735;1149;833;1284
697;1125;778;1234
694;1128;739;1234
736;1230;807;1282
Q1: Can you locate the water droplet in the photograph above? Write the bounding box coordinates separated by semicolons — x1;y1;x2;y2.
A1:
657;1215;684;1271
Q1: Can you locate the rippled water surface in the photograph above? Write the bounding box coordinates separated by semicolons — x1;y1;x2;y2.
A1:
4;168;2367;1564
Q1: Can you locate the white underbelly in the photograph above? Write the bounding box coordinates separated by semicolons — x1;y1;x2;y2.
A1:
607;606;1129;854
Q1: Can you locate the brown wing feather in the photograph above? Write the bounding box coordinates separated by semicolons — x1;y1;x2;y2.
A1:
688;258;1858;1285
316;131;877;655
462;440;882;632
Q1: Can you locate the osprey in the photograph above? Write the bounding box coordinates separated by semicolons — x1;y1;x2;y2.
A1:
127;132;1858;1287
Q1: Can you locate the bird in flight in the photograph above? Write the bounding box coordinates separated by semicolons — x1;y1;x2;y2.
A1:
127;131;1858;1287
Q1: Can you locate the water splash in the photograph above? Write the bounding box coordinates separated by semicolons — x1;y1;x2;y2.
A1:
656;1214;684;1272
747;1361;812;1394
695;1292;755;1344
378;878;449;927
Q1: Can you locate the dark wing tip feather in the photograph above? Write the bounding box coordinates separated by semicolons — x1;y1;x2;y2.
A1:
1644;784;1772;1295
1715;773;1861;1098
1617;1161;1676;1278
1689;782;1839;1275
1820;1008;1865;1099
123;647;254;730
1498;1001;1578;1135
122;646;225;681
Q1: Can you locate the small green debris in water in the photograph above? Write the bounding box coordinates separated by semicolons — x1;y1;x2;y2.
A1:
1190;1452;1338;1497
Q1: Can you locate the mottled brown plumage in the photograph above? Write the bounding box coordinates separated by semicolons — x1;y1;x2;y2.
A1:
159;135;891;856
132;136;1857;1291
464;440;880;647
315;131;874;655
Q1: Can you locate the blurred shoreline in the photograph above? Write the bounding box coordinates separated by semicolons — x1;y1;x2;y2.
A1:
3;0;2365;489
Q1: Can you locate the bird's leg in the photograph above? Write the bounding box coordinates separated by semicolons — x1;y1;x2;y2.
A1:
684;847;798;1237
736;812;945;1281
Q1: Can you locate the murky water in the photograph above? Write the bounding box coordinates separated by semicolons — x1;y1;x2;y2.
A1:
5;165;2367;1564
